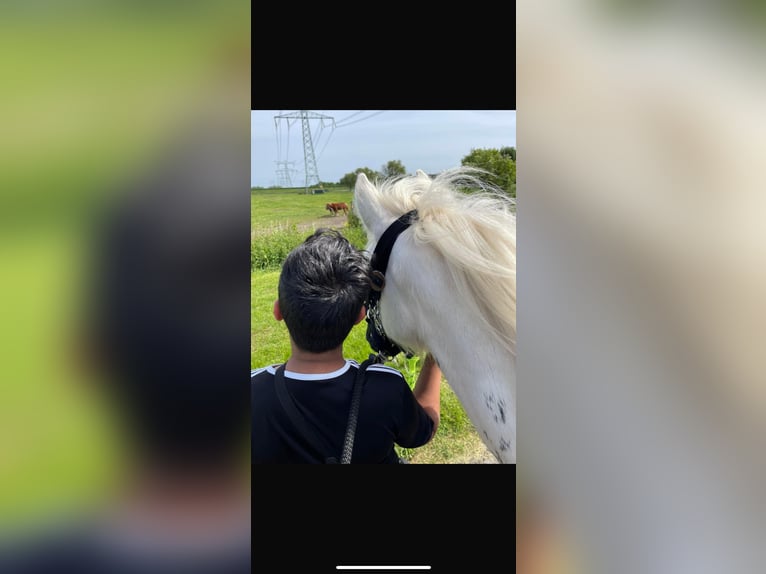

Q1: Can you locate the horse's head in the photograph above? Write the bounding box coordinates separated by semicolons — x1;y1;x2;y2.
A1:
354;168;516;357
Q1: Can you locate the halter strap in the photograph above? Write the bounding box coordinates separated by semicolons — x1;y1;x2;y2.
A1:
368;209;418;297
365;210;418;360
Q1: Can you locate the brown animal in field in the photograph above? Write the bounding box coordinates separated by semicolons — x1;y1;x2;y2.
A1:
325;202;349;216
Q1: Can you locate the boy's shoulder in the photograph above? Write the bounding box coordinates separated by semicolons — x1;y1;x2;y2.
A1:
363;362;405;380
251;364;280;379
249;360;405;381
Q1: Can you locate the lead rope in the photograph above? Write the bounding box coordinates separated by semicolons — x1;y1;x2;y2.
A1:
340;354;383;464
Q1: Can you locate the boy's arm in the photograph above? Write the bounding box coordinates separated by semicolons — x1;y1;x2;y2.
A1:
412;354;442;439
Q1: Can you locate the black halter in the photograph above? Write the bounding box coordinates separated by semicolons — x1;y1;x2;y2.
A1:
365;209;418;360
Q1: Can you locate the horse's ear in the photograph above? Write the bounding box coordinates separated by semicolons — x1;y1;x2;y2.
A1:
355;172;376;195
415;169;430;180
354;171;392;237
356;172;370;186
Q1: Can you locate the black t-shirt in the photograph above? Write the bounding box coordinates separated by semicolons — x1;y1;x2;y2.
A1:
251;359;434;463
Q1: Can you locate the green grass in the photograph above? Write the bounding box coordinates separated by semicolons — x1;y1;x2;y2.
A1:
251;270;372;370
251;186;354;229
251;186;368;271
251;225;308;270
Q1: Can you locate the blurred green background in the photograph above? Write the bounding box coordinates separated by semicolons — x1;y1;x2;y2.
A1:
0;2;249;529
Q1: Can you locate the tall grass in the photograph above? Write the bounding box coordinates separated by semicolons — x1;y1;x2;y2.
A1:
251;224;306;270
251;223;368;271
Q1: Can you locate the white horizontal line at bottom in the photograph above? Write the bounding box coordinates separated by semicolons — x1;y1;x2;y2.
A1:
336;567;431;571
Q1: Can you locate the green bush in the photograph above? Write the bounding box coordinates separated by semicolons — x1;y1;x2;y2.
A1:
346;207;363;230
251;225;370;271
342;225;368;251
251;225;307;270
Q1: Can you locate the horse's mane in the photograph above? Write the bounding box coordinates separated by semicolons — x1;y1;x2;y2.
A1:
375;167;516;354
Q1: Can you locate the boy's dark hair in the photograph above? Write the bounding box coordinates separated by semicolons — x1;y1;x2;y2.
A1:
278;229;370;353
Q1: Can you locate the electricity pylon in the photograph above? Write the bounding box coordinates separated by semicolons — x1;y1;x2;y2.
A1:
274;110;335;193
274;160;297;188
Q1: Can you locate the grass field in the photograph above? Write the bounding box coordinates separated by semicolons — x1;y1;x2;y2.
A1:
251;185;354;230
251;187;493;463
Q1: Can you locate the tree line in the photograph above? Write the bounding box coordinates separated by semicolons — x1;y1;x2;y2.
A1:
338;148;516;197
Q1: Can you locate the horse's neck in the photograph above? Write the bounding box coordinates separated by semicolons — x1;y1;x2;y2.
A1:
429;327;516;464
382;243;516;463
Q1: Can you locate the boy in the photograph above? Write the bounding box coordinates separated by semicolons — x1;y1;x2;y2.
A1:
251;229;441;463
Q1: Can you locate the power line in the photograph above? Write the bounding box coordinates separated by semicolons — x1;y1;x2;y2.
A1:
274;118;282;163
334;110;365;124
335;111;386;128
315;127;335;162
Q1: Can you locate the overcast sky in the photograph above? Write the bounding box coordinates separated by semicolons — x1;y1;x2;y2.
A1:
251;110;516;188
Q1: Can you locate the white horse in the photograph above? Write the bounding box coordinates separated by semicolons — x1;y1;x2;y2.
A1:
354;168;516;463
